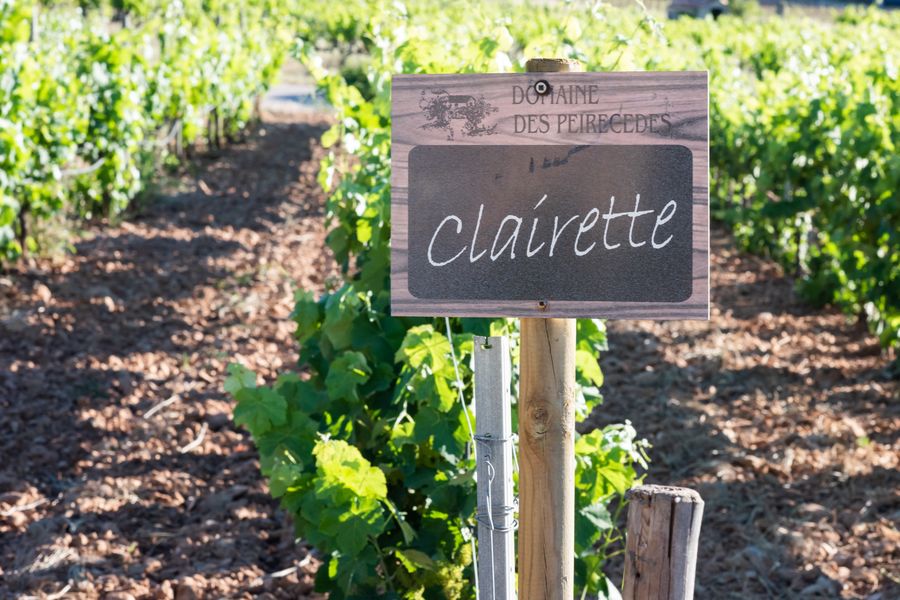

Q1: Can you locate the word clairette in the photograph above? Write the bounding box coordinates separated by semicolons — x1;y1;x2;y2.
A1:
426;194;678;267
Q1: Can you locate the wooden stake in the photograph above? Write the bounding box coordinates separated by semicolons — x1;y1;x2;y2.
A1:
518;57;581;600
518;318;576;599
474;336;515;600
623;485;704;600
524;58;584;73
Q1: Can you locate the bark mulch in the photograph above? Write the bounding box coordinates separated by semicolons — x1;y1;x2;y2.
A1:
591;230;898;600
1;110;334;599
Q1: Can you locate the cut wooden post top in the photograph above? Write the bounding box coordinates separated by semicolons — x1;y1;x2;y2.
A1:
623;484;704;600
627;484;703;503
524;57;584;72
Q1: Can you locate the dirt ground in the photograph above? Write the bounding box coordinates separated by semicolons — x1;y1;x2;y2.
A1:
590;238;899;599
1;106;897;598
0;110;334;598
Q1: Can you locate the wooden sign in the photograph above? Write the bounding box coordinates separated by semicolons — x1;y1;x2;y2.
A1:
391;72;708;319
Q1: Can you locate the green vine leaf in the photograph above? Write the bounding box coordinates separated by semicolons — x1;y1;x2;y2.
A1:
326;351;372;402
224;363;256;395
233;387;288;437
395;324;451;372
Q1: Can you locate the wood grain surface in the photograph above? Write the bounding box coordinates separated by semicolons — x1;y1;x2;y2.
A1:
623;485;705;600
518;318;576;599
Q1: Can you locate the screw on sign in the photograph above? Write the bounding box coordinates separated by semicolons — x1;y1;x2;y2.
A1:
391;57;709;600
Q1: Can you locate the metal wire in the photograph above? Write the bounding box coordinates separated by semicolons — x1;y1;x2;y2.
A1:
444;317;479;598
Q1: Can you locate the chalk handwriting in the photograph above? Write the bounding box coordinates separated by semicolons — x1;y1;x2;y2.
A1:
426;193;677;267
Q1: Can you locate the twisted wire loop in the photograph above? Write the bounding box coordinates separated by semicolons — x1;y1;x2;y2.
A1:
474;435;520;534
475;505;519;532
474;433;515;444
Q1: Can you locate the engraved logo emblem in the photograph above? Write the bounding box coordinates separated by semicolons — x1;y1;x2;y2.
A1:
419;89;498;140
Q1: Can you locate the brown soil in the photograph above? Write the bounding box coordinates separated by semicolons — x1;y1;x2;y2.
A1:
0;111;334;599
591;233;899;599
1;108;897;599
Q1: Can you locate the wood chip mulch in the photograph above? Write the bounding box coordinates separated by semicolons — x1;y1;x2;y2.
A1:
1;111;335;599
591;227;898;600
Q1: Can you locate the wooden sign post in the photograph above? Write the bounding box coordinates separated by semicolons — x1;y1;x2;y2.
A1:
518;57;579;600
390;58;709;600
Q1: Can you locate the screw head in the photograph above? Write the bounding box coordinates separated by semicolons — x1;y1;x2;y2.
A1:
534;79;551;96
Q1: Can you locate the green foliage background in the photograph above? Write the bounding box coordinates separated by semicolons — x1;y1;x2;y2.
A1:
298;0;900;352
0;0;292;259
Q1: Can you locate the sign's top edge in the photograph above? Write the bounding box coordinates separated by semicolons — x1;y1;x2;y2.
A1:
393;70;709;79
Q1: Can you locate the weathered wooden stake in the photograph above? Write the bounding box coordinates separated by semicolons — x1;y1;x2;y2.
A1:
474;336;515;600
623;485;704;600
518;57;582;600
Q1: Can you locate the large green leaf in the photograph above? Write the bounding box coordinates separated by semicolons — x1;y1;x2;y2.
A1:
395;325;451;372
224;363;256;395
325;351;372;402
233;387;287;436
313;439;387;500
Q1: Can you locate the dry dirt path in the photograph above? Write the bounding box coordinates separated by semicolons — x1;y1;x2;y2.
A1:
0;96;897;599
0;108;333;598
591;230;898;599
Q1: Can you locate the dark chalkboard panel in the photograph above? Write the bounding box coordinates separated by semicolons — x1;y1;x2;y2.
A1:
408;145;693;302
